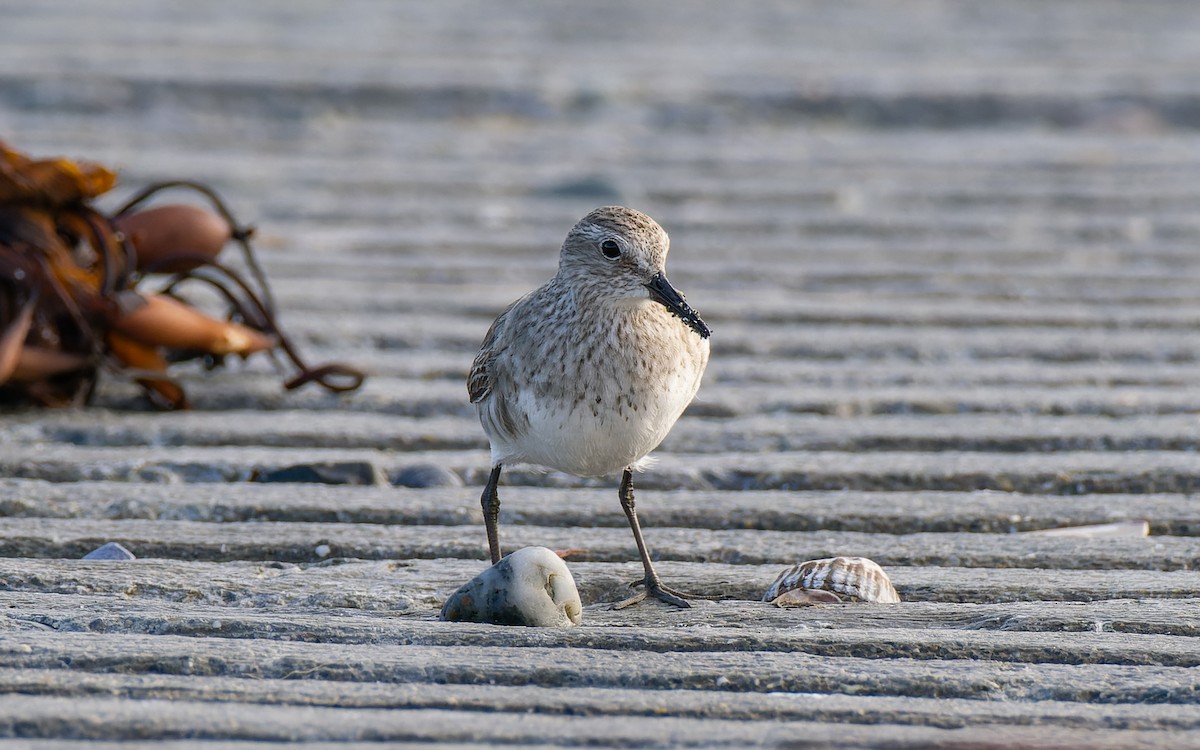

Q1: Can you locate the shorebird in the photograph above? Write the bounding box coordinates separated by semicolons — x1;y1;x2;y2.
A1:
468;206;710;607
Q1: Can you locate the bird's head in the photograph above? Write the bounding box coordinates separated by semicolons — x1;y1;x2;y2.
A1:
558;205;710;339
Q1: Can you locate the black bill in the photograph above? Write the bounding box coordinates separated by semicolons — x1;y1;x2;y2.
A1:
646;273;711;340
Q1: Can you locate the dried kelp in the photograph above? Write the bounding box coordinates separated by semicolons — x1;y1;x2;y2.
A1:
0;141;364;408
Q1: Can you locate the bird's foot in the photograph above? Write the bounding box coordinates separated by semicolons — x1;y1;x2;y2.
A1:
612;576;713;609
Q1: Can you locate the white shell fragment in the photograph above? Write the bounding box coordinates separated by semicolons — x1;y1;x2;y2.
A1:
440;546;583;627
1025;520;1149;538
764;556;900;605
82;542;136;560
770;588;844;606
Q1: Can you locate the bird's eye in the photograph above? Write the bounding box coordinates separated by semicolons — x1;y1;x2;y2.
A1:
600;239;621;260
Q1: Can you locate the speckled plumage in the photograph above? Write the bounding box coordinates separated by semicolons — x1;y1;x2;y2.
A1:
469;206;708;476
468;206;711;607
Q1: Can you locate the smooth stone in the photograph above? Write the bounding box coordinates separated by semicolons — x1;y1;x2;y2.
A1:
440;546;583;627
144;462;241;483
82;542;136;561
532;175;624;202
255;461;382;485
391;463;463;488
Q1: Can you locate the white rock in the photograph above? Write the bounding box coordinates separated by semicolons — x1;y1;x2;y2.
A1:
440;546;582;627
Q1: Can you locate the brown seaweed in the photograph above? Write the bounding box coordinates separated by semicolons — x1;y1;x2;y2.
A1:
0;141;364;408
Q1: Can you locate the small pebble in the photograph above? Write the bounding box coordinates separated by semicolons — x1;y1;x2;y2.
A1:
441;546;582;627
391;463;463;488
82;542;136;561
533;175;624;202
256;461;381;485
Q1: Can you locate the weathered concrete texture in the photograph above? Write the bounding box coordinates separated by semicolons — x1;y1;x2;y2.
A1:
3;630;1200;702
5;0;1200;746
2;516;1199;571
82;374;1200;419
2;480;1197;536
7;444;1200;495
2;666;1200;732
3;590;1200;665
11;409;1200;453
3;694;1198;748
4;557;1200;612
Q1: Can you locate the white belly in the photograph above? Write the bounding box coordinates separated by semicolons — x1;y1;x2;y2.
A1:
518;402;671;477
489;359;701;477
480;298;709;477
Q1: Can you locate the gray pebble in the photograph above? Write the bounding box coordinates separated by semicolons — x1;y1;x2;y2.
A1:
391;463;463;488
532;175;624;202
256;461;382;485
441;546;582;627
82;542;137;561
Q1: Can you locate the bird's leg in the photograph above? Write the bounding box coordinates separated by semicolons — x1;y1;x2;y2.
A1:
613;467;696;609
481;464;503;565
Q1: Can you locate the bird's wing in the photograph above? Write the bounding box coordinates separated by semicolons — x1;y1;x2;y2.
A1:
467;301;515;404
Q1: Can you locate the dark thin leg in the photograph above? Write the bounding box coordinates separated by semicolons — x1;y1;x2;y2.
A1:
613;467;694;609
481;465;503;565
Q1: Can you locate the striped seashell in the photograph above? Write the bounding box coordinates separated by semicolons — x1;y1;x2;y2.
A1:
763;556;900;605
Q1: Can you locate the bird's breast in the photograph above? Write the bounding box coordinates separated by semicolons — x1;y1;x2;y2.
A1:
494;302;707;476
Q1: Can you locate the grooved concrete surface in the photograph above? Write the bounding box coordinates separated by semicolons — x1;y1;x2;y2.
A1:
3;2;1200;748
